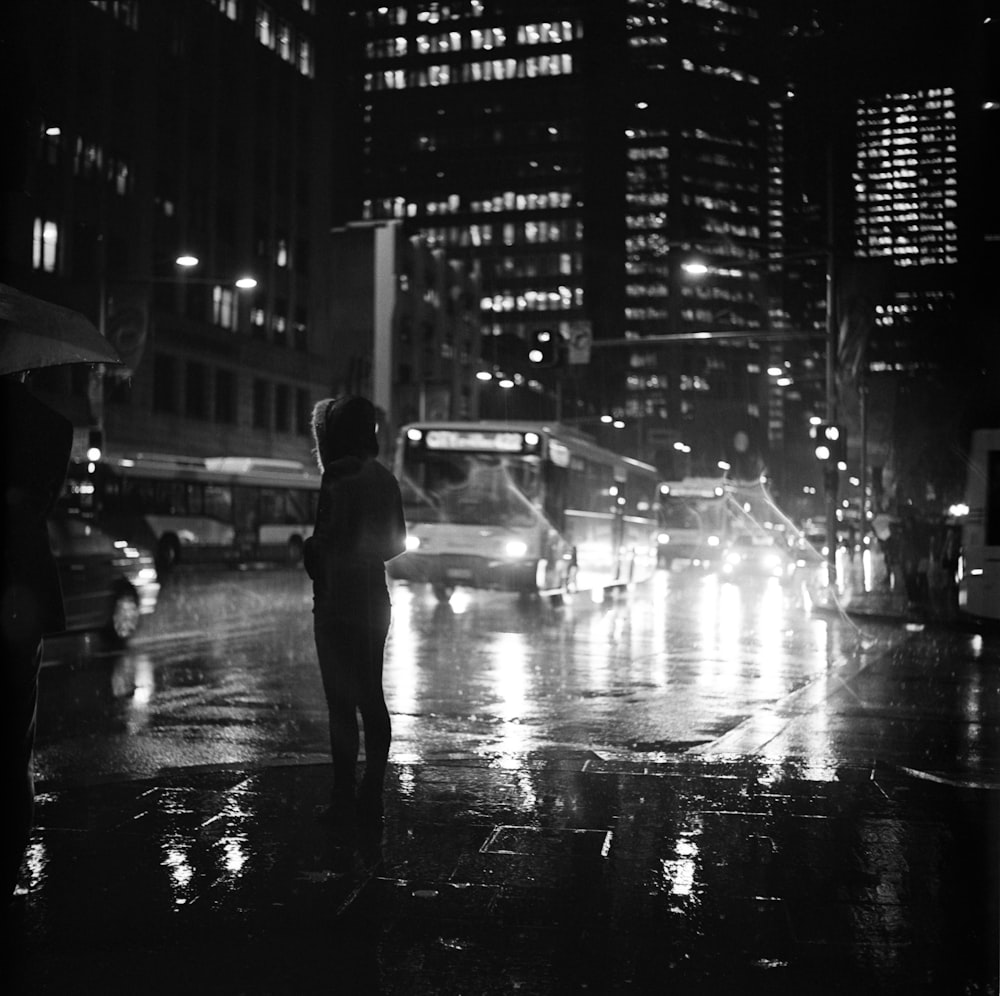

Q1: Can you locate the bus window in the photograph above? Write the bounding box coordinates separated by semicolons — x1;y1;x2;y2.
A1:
185;483;203;516
233;485;259;533
204;485;233;522
287;488;315;525
542;461;568;532
401;450;538;527
156;480;186;515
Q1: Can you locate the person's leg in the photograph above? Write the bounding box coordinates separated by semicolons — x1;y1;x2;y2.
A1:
314;617;360;801
356;607;391;816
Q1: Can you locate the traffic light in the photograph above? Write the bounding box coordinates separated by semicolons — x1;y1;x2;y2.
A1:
811;422;846;467
527;329;559;367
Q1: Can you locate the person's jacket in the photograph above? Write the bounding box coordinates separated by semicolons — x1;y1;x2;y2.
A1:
304;456;406;616
1;379;72;642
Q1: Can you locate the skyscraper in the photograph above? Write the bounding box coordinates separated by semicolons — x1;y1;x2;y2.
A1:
343;0;789;476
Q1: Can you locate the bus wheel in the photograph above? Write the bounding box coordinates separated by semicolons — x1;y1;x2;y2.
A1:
156;534;180;574
287;535;304;564
431;583;454;603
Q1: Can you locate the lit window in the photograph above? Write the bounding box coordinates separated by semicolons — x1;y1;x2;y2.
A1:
255;3;273;48
32;218;58;272
213;286;237;330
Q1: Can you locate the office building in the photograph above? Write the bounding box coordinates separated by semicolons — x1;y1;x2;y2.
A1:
4;0;337;465
341;0;792;478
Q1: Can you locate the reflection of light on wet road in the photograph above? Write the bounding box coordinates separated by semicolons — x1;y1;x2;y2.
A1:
219;835;248;875
162;841;194;904
488;631;532;773
112;653;157;733
661;833;699;898
386;583;419;719
20;839;46;895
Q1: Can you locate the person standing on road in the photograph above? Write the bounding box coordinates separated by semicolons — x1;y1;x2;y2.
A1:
304;396;406;834
1;374;72;900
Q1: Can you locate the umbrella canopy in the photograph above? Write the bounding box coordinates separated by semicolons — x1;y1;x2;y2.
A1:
0;283;122;376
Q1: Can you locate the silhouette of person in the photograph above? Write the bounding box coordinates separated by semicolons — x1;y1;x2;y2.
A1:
305;396;406;836
1;375;72;899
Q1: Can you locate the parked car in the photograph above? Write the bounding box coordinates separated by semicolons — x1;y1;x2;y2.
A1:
720;533;794;581
46;516;160;642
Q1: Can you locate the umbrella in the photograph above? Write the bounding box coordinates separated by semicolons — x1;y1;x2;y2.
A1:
0;283;122;376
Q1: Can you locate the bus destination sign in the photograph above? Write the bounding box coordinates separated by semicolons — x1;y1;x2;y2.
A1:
425;429;525;453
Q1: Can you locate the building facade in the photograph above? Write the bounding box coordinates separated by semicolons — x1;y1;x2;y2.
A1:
339;0;798;481
4;0;337;466
328;220;483;447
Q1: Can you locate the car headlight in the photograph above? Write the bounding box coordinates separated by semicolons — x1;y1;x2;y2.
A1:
505;539;528;558
405;534;421;552
707;535;720;547
658;532;670;545
725;551;742;567
765;553;782;569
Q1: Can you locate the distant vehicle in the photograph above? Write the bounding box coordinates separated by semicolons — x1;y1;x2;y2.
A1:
720;533;794;581
388;420;661;601
61;453;320;572
793;530;829;568
958;428;1000;620
656;478;730;569
46;516;160;642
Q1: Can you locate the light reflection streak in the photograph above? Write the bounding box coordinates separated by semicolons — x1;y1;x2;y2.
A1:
485;632;538;808
161;839;194;904
661;830;700;898
219;835;248;875
386;583;419;719
21;839;46;893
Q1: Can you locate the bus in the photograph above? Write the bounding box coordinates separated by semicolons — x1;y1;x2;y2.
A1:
958;428;1000;620
656;477;730;569
62;453;321;572
387;421;661;601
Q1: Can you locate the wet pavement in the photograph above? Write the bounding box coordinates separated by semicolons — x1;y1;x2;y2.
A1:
12;567;1000;994
9;752;998;995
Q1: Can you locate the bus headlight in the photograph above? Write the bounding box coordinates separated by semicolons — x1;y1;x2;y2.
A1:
405;534;421;552
505;539;528;559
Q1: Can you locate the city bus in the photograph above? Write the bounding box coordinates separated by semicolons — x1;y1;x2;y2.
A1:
61;453;321;572
958;428;1000;620
387;421;661;601
656;477;731;569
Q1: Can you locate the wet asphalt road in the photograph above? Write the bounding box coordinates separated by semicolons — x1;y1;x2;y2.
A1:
34;565;990;786
21;566;1000;995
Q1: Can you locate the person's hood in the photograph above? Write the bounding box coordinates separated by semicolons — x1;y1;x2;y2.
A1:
313;396;378;469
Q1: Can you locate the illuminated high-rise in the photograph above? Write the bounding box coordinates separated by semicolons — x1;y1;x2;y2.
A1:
341;0;785;472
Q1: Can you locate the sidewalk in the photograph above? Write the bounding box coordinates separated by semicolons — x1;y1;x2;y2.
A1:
11;750;998;995
807;555;997;631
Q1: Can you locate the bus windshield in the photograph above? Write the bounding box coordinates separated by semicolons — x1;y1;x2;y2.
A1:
400;450;542;528
660;500;709;530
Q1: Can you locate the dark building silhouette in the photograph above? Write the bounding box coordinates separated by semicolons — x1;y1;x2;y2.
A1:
3;0;337;465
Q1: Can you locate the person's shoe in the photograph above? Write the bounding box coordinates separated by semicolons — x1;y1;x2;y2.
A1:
316;789;355;837
356;783;384;826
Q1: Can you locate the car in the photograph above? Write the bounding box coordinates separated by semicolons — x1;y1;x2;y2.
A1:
720;534;794;580
46;516;160;642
